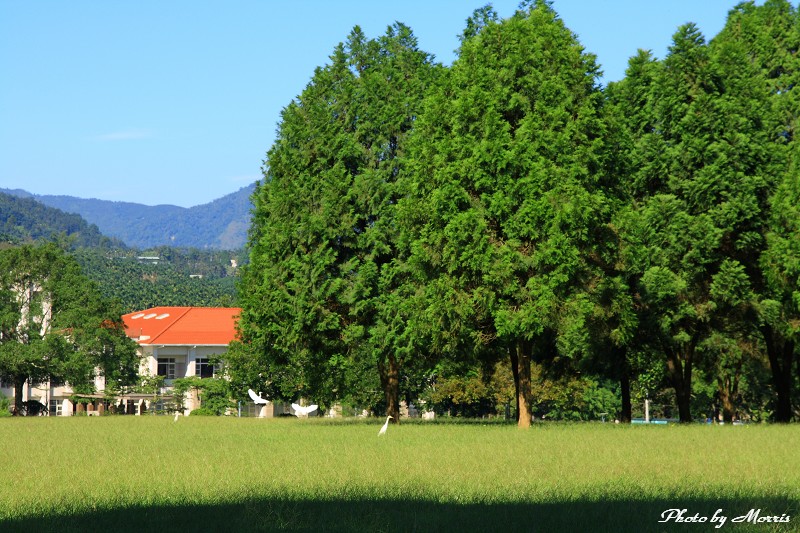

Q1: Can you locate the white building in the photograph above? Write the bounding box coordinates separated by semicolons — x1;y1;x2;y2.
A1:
1;306;244;416
122;306;242;415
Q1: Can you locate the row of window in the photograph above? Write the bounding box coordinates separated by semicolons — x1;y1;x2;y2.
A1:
0;358;217;393
157;358;217;379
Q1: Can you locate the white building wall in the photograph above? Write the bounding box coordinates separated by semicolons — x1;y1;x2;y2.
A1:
139;345;229;415
3;343;231;416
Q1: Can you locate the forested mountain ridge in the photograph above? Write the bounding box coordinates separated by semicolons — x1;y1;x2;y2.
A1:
0;191;126;248
0;190;243;312
1;183;255;250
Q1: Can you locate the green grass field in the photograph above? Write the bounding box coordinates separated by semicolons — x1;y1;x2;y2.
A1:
0;417;797;532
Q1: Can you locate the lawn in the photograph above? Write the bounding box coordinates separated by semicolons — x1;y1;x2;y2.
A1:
0;417;797;532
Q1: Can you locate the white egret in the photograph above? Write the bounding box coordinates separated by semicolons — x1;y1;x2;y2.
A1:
173;412;180;422
291;403;318;417
378;415;393;436
248;388;270;405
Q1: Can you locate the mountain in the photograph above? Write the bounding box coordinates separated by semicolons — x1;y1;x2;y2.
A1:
0;184;256;250
0;191;125;248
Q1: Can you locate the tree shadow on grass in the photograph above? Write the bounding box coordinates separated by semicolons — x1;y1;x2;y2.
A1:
2;495;797;533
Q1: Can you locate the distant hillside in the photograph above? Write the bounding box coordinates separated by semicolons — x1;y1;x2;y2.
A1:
0;191;125;248
1;183;256;250
71;247;243;313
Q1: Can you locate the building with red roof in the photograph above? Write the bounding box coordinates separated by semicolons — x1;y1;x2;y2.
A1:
121;306;241;415
0;306;246;416
123;306;241;347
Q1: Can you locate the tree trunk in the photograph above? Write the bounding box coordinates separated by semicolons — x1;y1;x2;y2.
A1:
717;358;742;424
378;353;400;423
762;325;794;422
509;347;520;423
674;383;692;423
516;341;532;428
718;376;735;423
665;344;694;423
13;376;25;416
619;366;632;423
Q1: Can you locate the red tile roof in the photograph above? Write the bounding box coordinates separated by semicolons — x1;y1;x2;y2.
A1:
122;307;241;346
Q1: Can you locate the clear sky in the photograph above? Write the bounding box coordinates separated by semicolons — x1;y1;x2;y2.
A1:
1;1;754;208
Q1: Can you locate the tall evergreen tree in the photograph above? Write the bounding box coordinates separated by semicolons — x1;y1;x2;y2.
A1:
715;0;800;422
231;24;437;418
591;49;661;423
760;140;800;422
402;1;612;428
616;21;777;422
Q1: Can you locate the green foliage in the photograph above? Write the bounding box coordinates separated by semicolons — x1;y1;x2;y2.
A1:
606;3;794;421
188;407;217;416
224;1;800;424
0;191;124;249
421;371;494;418
528;363;621;421
0;392;10;417
71;248;241;313
136;374;166;396
235;23;438;414
0;184;255;250
420;359;620;421
0;189;244;314
0;244;140;414
173;376;232;416
400;2;614;427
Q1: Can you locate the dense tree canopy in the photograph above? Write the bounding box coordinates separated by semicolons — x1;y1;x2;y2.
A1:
401;1;616;427
0;244;139;414
609;19;781;422
231;23;438;417
0;191;125;249
716;0;800;422
230;0;800;424
72;247;241;313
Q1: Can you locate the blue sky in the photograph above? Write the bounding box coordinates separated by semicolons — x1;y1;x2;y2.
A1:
1;1;753;208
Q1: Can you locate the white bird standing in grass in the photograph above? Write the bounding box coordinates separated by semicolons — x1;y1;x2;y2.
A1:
291;403;318;417
248;388;270;405
378;415;393;436
173;412;180;422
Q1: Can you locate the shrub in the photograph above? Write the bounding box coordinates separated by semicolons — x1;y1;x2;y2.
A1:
189;407;217;416
0;393;10;417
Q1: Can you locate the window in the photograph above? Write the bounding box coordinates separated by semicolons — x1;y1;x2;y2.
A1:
195;358;215;378
49;399;63;416
157;358;176;379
